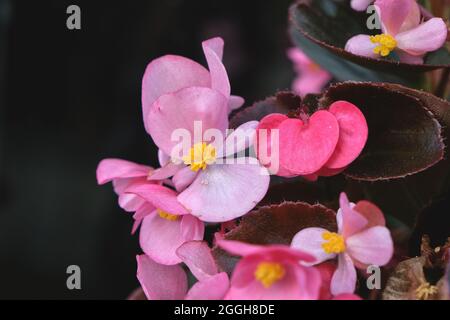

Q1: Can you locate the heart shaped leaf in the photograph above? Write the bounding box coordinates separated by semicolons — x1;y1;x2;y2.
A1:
289;0;450;82
212;202;337;274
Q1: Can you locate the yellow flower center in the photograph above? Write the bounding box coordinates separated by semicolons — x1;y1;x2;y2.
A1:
182;142;217;172
370;34;397;57
254;262;286;288
157;209;179;221
322;232;346;254
415;282;438;300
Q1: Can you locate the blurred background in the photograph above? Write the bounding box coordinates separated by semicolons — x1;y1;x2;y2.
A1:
0;0;295;298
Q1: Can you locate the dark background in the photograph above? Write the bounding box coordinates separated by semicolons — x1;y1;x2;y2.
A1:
0;0;295;299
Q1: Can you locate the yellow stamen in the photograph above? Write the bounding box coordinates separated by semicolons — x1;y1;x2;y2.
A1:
157;209;179;221
182;142;217;172
254;262;286;288
370;34;397;57
415;282;438;300
322;232;346;254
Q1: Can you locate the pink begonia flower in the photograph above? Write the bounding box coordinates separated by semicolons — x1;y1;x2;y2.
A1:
141;37;244;134
291;193;394;296
218;240;322;300
345;0;448;64
255;101;367;178
136;241;229;300
351;0;373;11
96;158;156;233
146;85;270;223
97;159;204;265
125;183;204;266
287;48;331;97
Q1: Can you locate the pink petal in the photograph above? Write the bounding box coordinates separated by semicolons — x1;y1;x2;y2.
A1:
330;253;357;296
396;18;448;56
256;113;295;177
345;35;378;59
287;48;331;97
136;254;187;300
178;159;270;222
353;200;386;228
118;192;147;212
125;183;189;215
147;87;229;156
291;227;337;265
294;265;322;300
316;262;336;300
339;193;368;238
346;226;394;266
316;166;346;177
202;37;231;98
279;110;340;175
185;272;230;300
148;162;183;180
375;0;412;35
132;204;154;234
324;101;368;169
398;0;421;33
292;70;331;97
351;0;373;11
228;95;245;112
141;55;210;133
220;120;259;158
158;149;170;167
180;214;205;242
96;159;151;184
217;240;266;257
176;241;218;281
139;212;189;265
172;166;198;192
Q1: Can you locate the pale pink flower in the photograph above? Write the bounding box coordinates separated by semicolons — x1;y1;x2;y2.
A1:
142;37;244;135
146;86;270;223
291;193;393;296
287;48;331;97
345;0;448;64
97;159;204;266
218;240;322;300
136;241;229;300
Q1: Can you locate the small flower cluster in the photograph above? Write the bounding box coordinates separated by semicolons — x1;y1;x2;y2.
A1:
97;34;393;300
346;0;448;64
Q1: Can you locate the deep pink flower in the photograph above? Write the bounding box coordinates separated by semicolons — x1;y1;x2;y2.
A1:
256;101;368;178
346;0;447;64
136;241;229;300
142;37;244;134
218;240;322;300
291;193;393;296
287;48;331;97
